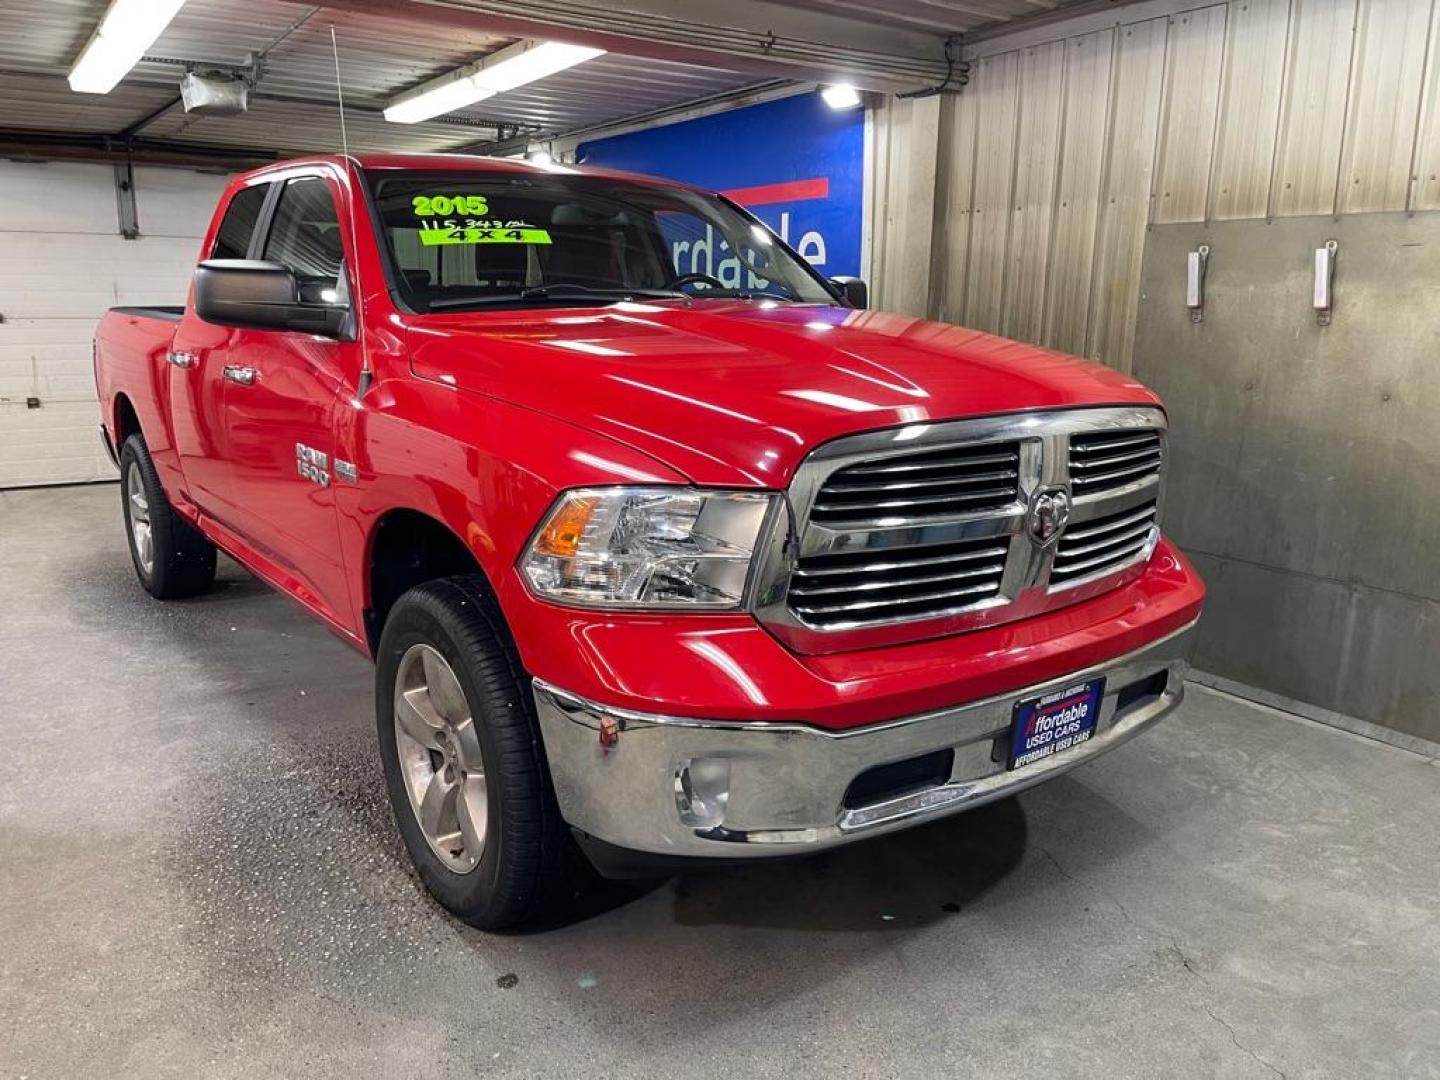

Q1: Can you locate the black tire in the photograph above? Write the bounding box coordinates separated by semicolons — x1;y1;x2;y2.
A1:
375;576;588;929
118;433;217;600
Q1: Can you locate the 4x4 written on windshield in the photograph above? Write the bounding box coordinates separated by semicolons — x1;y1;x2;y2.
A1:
418;220;553;247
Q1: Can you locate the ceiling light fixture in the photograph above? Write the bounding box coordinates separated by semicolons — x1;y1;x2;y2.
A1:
68;0;189;94
820;84;863;111
385;40;605;124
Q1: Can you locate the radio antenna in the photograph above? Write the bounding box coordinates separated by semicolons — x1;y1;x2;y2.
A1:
329;25;372;396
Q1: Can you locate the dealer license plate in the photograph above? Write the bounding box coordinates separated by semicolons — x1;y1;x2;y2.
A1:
1008;678;1106;770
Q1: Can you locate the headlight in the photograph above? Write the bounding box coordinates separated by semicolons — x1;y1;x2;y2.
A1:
521;487;776;609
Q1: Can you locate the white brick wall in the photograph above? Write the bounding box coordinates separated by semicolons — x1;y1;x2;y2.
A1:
0;161;231;488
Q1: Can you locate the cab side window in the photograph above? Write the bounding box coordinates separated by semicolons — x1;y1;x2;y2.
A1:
262;177;346;303
211;183;270;260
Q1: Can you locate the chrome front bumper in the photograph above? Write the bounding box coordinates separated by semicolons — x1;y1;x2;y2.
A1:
533;620;1198;860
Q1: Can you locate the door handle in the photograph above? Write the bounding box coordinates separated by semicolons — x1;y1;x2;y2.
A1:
167;350;197;369
222;365;258;386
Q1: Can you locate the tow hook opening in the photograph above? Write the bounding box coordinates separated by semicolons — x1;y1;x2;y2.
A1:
1114;669;1169;717
842;748;955;811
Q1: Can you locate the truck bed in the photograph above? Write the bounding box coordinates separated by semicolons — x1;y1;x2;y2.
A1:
108;305;184;321
94;307;184;483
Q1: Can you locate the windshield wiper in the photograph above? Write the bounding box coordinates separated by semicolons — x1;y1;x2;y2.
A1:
427;284;686;311
687;288;797;301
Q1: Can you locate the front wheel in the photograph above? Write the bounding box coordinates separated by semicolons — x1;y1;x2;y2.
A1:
375;576;587;929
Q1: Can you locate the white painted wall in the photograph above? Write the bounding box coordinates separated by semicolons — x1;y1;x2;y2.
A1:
0;160;231;488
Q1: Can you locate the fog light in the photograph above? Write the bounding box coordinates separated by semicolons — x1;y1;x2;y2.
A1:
674;758;731;829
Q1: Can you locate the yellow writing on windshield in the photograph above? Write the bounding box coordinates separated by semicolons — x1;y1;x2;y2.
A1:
412;194;489;216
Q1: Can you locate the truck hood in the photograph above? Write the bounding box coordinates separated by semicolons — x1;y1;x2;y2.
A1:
405;301;1160;487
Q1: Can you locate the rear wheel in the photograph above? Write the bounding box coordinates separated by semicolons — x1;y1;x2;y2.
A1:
376;576;587;929
118;434;217;599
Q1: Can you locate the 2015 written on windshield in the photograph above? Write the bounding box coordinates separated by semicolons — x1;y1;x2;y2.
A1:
412;194;489;217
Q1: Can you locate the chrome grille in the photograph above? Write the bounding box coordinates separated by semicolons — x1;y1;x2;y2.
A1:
808;442;1021;527
1051;500;1159;586
788;537;1008;628
1068;429;1162;495
760;406;1169;654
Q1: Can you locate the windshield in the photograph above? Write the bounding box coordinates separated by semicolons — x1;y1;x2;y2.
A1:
369;170;838;313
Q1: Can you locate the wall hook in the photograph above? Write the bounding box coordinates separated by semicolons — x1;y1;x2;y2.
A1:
1313;240;1338;325
1186;244;1210;323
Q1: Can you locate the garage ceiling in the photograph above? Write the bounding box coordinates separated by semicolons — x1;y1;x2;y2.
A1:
778;0;1088;36
0;0;776;159
0;0;1104;163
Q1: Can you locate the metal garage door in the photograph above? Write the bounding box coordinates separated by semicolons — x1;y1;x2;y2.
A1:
0;161;228;488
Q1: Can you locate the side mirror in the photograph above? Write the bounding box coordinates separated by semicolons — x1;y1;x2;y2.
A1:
831;275;868;310
194;259;349;337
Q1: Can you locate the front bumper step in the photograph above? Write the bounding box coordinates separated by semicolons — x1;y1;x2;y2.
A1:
532;619;1198;860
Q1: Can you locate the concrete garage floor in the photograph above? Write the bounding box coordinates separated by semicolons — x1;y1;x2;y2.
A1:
2;485;1438;1080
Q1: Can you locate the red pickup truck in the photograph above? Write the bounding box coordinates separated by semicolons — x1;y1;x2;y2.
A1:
94;153;1204;928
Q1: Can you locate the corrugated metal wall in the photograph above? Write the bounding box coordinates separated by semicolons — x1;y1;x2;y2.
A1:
869;0;1440;368
866;95;944;317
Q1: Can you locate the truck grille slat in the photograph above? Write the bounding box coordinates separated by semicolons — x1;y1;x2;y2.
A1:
1070;430;1156;453
844;450;1019;476
1069;445;1161;472
1052;537;1151;578
1061;503;1156;543
1069;429;1162;495
1072;457;1162;490
1050;500;1158;585
810;441;1021;528
819;485;1017;513
822;468;1019;494
789;535;1007;627
792;580;1003;617
791;561;1004;597
791;543;1009;579
1054;519;1155;559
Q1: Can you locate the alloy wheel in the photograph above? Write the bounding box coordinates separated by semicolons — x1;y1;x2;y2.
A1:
393;643;489;873
125;462;154;577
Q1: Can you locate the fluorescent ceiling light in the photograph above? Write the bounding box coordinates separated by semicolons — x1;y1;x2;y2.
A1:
385;75;491;125
385;40;605;124
69;0;188;94
821;84;863;110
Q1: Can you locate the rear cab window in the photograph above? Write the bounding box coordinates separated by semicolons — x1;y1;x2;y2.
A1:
211;183;270;260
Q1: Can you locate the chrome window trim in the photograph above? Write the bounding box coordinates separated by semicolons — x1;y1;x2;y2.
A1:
750;405;1168;655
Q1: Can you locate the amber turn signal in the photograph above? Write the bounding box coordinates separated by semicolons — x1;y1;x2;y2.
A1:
531;494;600;557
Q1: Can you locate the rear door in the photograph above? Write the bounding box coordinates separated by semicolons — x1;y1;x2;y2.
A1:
211;172;356;628
168;179;271;511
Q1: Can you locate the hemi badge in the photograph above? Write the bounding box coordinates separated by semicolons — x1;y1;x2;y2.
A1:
334;460;359;483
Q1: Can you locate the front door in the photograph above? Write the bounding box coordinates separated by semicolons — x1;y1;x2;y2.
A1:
212;172;357;629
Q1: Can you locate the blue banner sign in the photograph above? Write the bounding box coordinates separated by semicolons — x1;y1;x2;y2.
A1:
576;91;865;277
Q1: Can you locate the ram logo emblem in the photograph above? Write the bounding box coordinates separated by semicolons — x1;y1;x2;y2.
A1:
1027;487;1070;546
295;443;330;488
